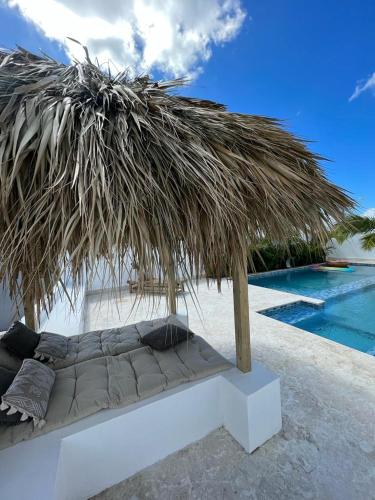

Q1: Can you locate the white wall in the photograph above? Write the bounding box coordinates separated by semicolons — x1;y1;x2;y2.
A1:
328;235;375;261
0;283;21;330
87;253;195;293
87;255;135;292
38;286;86;336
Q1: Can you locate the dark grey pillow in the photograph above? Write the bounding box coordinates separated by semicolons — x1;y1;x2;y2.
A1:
0;359;55;428
34;331;68;362
1;321;40;359
141;320;194;351
0;335;23;371
0;367;21;425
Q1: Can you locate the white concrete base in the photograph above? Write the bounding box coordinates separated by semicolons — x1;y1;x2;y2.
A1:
221;363;281;452
0;363;281;500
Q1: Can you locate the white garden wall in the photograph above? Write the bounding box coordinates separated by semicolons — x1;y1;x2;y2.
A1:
327;235;375;261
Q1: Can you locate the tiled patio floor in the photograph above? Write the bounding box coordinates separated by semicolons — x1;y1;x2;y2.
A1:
88;281;375;500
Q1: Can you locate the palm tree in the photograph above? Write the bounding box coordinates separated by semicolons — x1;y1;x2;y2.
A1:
332;215;375;250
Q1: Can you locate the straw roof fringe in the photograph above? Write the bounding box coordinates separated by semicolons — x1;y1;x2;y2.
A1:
0;48;354;317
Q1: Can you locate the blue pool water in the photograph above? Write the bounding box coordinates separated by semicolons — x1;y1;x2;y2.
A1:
249;265;375;300
250;266;375;356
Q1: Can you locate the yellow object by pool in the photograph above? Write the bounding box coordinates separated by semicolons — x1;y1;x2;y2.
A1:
317;266;354;272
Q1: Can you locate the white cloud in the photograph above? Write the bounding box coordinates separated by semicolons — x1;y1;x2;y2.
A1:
349;72;375;101
5;0;246;77
363;208;375;218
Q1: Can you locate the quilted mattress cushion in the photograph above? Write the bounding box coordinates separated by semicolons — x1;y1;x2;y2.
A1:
49;315;188;370
51;323;142;369
0;336;232;450
34;332;69;362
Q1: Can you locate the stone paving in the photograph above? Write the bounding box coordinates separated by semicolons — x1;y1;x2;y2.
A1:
88;281;375;500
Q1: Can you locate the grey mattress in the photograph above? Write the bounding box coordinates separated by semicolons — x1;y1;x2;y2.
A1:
48;316;186;369
0;336;232;450
0;324;142;372
0;317;189;371
50;323;142;369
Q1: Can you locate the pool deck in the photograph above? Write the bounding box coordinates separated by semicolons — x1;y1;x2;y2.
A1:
87;281;375;500
349;258;375;265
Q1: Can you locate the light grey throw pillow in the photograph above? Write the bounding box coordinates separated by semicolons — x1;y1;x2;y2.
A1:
0;359;55;428
34;331;68;362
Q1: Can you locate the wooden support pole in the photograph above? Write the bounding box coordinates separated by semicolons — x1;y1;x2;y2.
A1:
167;258;177;315
232;252;251;373
23;282;36;331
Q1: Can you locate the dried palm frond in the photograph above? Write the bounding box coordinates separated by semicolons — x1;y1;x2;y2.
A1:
0;47;354;320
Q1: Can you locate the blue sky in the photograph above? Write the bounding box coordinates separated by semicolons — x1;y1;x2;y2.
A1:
0;0;374;211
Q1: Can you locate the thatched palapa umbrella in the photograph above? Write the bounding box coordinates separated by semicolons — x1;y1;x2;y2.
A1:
0;48;353;372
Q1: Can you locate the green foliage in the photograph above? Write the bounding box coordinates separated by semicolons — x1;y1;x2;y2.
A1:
331;215;375;251
249;238;326;273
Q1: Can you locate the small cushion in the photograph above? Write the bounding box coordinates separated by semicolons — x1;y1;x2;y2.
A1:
0;359;55;428
0;334;23;371
0;367;21;425
34;332;68;362
1;322;40;359
141;319;194;351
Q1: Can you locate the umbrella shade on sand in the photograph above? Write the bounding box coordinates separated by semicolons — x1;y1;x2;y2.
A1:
0;48;354;372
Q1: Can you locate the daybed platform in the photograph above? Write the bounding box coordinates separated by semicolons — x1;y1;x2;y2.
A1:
0;335;231;451
52;316;204;369
0;314;281;500
1;318;198;371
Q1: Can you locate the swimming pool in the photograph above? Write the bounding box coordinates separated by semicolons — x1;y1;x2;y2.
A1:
249;265;375;300
250;265;375;356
